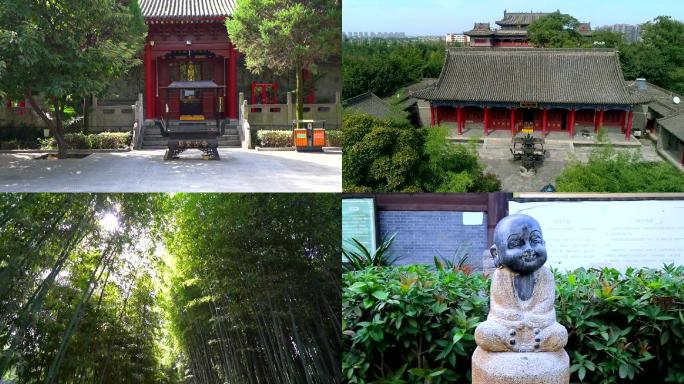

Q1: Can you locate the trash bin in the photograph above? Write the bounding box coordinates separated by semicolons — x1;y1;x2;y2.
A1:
292;120;325;152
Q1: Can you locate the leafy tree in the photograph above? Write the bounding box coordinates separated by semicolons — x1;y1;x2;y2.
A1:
0;193;170;383
585;30;625;48
527;11;582;48
637;16;684;94
1;193;341;384
226;0;341;127
161;194;341;383
343;113;426;192
0;0;146;158
343;113;501;192
343;40;446;99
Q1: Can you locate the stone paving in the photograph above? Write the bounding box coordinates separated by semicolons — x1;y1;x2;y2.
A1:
475;136;663;192
0;148;341;192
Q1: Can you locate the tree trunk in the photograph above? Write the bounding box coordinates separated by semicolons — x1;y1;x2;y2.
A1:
26;94;67;158
53;98;68;159
83;95;90;133
296;64;304;128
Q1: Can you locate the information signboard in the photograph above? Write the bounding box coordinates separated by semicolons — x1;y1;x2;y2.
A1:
342;198;377;258
509;200;684;271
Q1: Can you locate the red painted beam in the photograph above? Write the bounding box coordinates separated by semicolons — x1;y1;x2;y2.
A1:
457;106;463;135
228;44;238;119
568;108;576;138
510;107;516;136
597;110;604;133
430;104;435;127
144;44;155;119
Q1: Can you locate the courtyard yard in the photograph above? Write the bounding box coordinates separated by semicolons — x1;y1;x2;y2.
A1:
0;148;341;192
475;136;663;191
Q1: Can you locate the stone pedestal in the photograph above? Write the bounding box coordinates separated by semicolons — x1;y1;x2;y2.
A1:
472;347;569;384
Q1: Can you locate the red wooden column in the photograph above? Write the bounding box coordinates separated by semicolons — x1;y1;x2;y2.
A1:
510;107;516;136
227;44;238;119
456;106;463;135
568;108;576;138
430;104;435;127
483;106;489;135
542;108;548;136
625;110;633;140
436;107;441;126
596;109;604;133
144;44;155;119
620;111;627;132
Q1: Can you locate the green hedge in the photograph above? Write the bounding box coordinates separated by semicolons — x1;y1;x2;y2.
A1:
256;130;293;147
326;129;342;147
39;132;131;150
0;124;44;149
343;265;684;384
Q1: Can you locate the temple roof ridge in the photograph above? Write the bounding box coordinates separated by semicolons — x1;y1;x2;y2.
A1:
412;48;643;105
140;0;236;19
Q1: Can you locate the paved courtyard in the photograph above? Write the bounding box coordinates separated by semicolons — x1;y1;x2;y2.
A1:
475;137;663;192
0;148;341;192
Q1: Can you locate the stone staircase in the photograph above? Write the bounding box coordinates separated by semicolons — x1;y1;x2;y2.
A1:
141;120;240;149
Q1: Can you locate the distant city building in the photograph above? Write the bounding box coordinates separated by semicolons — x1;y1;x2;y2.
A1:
464;10;592;47
597;24;642;42
446;33;470;44
343;32;406;40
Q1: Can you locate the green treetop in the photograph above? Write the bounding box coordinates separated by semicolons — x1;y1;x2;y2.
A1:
527;11;582;48
0;0;146;158
226;0;341;127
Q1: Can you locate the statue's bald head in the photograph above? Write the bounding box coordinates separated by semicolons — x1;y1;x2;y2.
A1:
491;214;547;274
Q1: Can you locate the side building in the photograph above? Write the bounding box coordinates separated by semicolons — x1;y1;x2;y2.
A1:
465;11;591;47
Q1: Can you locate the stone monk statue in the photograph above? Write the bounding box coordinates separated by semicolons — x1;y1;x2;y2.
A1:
472;214;569;384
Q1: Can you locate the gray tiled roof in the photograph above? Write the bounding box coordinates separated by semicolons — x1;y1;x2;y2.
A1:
658;112;684;141
385;78;438;109
626;80;684;117
343;92;393;119
412;48;645;105
140;0;236;19
496;12;550;26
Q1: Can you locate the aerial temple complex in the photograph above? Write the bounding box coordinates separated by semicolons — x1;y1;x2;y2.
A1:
412;48;649;141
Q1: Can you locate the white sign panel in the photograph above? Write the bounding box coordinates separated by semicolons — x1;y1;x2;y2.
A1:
462;212;484;226
508;200;684;271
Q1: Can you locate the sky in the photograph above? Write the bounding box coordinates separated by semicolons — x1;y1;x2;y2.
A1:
343;0;684;36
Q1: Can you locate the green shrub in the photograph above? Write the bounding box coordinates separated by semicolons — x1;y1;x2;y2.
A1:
0;124;43;149
343;266;488;383
0;139;23;150
342;112;502;192
39;132;131;150
343;113;425;192
343;265;684;384
257;130;292;147
556;135;684;192
326;129;342;147
86;132;131;149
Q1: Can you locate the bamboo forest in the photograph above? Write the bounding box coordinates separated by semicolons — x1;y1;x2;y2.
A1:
0;193;341;383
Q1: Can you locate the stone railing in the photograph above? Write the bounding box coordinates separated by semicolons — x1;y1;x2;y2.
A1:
88;96;136;133
246;91;342;129
238;98;252;149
